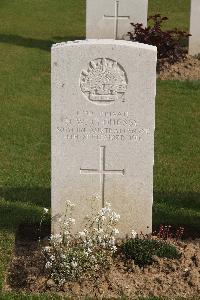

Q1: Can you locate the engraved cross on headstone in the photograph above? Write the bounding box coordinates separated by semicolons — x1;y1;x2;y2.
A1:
103;0;130;39
80;146;125;207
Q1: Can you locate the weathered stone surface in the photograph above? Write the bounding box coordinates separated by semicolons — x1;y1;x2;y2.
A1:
51;40;157;236
86;0;148;39
189;0;200;55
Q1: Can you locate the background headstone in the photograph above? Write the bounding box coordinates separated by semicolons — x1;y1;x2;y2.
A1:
189;0;200;55
52;40;157;236
86;0;148;39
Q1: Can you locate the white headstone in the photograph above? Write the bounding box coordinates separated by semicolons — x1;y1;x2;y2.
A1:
189;0;200;55
52;40;157;237
86;0;148;39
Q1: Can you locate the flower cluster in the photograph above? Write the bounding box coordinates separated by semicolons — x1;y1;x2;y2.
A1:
43;201;120;285
82;203;120;254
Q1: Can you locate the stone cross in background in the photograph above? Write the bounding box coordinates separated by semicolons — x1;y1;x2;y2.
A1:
86;0;148;39
51;40;157;237
189;0;200;55
103;1;130;39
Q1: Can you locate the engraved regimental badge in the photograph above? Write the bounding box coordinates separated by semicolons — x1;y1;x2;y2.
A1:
80;58;128;104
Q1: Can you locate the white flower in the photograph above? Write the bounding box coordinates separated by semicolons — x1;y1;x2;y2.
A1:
79;231;86;237
93;193;101;201
112;246;117;252
101;241;106;247
110;212;120;222
103;216;107;222
113;228;119;235
44;246;51;252
64;230;70;235
90;255;96;261
45;261;52;268
71;261;78;268
50;255;55;261
66;200;75;207
84;250;89;257
99;208;105;216
50;233;62;243
68;217;75;224
59;278;66;285
101;206;111;214
109;236;115;246
131;230;137;238
43;208;49;214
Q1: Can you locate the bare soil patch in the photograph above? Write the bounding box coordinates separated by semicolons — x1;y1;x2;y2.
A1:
158;55;200;81
4;224;200;299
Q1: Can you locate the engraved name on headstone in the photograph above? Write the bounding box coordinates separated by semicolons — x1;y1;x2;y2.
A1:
189;0;200;55
86;0;148;39
52;40;157;236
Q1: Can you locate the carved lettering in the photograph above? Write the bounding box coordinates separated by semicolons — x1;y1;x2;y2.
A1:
57;110;150;143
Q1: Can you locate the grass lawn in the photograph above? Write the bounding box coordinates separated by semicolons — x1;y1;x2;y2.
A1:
148;0;190;31
0;0;199;299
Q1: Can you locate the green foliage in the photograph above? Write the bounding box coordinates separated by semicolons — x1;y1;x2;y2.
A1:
122;238;181;267
129;15;190;69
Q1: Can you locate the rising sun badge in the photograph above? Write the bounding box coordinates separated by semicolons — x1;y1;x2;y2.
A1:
80;58;128;104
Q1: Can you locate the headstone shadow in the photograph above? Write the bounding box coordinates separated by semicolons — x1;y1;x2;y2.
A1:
154;191;200;211
0;34;85;51
0;187;50;207
153;191;200;238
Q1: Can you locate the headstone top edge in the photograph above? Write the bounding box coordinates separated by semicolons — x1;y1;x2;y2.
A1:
51;40;157;52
